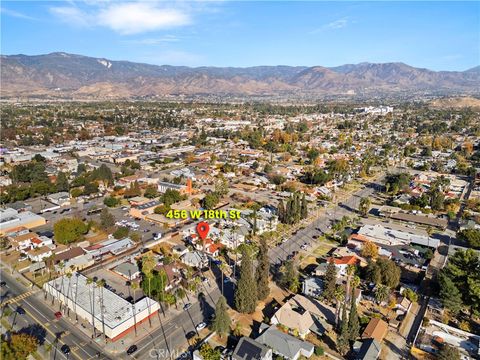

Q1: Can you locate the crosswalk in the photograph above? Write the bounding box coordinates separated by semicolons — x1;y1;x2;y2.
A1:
1;290;38;306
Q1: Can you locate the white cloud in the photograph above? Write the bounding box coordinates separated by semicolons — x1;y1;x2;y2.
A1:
1;7;36;20
310;17;350;34
97;3;191;34
325;18;349;30
50;6;90;27
49;2;192;34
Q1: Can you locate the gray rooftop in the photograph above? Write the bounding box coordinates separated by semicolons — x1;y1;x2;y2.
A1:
256;324;314;360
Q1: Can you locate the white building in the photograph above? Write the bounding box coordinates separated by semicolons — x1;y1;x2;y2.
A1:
43;273;160;341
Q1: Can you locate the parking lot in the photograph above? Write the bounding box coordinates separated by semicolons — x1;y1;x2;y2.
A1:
88;266;145;302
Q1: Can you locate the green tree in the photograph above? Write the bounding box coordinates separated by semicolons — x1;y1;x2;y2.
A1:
103;196;120;207
1;333;38;360
336;303;350;355
113;226;129;239
374;284;390;304
83;182;99;195
70;187;83;198
234;248;257;313
124;181;141;198
256;238;270;301
100;208;115;230
347;288;360;341
53;218;89;244
458;229;480;249
280;259;299;293
438;273;463;316
144;185;159;199
377;258;401;289
55;171;69;192
440;249;480;316
323;260;337;302
202;192;220;210
403;288;418;303
212;296;231;338
359;197;371;217
300;193;308;219
198;343;221;360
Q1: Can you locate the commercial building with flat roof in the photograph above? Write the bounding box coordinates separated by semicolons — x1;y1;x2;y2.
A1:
0;208;46;235
358;224;439;249
44;273;159;341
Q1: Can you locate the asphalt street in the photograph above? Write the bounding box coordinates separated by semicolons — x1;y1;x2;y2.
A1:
268;179;384;263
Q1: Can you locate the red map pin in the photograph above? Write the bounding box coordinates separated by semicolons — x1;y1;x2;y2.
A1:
196;221;210;240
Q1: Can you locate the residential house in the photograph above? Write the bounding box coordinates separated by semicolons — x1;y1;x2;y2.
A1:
255;324;314;360
354;338;381;360
361;318;388;343
271;302;314;339
181;251;208;268
232;337;272;360
113;262;140;280
47;192;71;206
26;246;53;262
326;256;359;276
302;278;323;299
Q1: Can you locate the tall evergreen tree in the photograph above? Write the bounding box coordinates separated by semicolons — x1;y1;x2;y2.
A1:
281;260;299;292
347;289;360;341
336;303;350;355
234;248;257;313
212;296;231;338
256;238;270;301
55;171;69;192
323;260;337;302
278;200;285;223
300;193;308;219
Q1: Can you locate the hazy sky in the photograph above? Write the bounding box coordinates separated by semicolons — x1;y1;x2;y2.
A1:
1;1;479;70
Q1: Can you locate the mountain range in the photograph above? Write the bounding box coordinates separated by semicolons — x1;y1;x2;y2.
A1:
1;52;479;99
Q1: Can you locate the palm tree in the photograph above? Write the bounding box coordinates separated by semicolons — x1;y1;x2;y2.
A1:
65;272;72;316
74;272;80;321
58;262;65;310
96;279;107;342
219;261;229;295
345;265;356;303
334;285;346;329
130;282;139;336
86;277;96;338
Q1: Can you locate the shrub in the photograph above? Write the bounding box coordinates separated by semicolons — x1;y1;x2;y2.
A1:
314;346;324;356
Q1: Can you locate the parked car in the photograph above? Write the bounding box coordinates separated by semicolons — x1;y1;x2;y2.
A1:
127;345;138;355
54;311;62;319
186;331;196;339
183;303;192;311
61;345;71;355
0;281;7;287
16;306;26;315
195;322;206;330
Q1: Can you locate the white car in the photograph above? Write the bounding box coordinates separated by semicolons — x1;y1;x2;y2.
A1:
196;322;207;330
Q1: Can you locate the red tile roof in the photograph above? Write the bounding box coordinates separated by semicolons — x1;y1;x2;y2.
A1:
327;256;359;266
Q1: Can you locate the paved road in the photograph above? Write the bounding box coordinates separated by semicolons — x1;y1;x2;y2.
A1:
132;281;228;360
0;268;107;360
268;179;384;264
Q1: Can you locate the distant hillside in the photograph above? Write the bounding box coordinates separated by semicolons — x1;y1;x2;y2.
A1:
1;52;479;99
